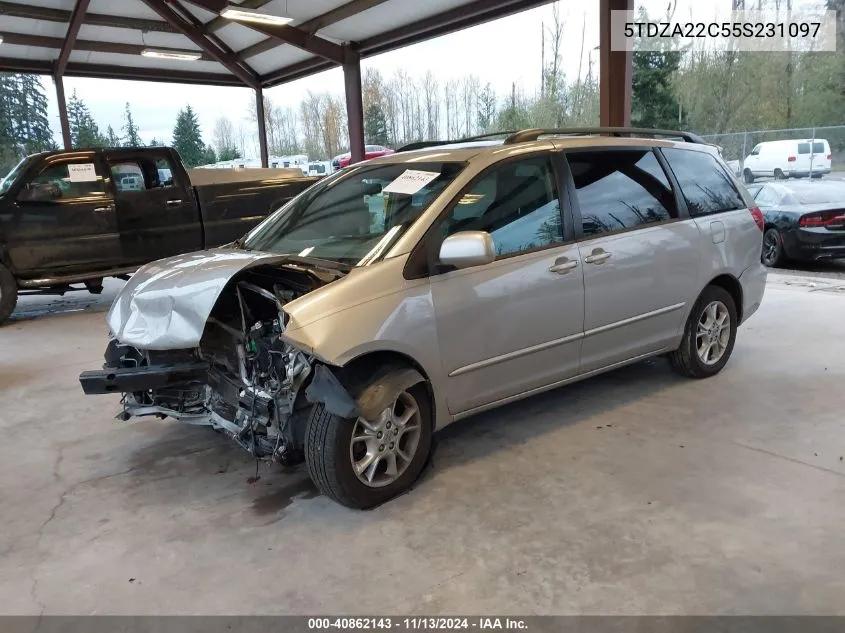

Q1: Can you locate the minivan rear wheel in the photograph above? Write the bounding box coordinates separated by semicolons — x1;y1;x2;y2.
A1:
669;285;737;379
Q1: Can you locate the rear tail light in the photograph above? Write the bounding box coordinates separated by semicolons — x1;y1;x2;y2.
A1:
799;210;845;227
749;206;765;231
827;154;832;160
787;156;797;162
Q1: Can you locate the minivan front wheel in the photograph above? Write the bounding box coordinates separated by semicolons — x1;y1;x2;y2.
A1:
669;286;737;379
305;372;432;509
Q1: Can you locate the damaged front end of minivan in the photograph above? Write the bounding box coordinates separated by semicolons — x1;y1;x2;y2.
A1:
79;249;359;465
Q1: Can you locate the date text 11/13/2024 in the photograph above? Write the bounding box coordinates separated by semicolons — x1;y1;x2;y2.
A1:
307;617;529;630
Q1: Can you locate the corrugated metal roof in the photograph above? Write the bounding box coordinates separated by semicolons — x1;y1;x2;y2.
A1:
0;0;554;88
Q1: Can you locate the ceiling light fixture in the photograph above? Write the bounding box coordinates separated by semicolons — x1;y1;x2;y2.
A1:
220;6;293;26
141;48;202;61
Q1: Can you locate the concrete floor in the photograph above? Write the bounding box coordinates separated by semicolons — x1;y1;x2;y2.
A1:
1;271;844;615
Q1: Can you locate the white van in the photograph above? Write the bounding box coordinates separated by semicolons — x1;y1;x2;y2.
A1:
741;138;831;183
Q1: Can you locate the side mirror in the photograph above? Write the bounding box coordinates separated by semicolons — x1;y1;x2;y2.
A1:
439;231;496;270
19;182;60;202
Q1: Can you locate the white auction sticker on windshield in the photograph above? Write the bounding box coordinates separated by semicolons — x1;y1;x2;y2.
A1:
68;163;98;182
382;169;440;195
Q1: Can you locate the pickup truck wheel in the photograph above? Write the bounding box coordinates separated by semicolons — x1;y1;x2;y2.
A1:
304;375;432;509
0;264;18;325
669;285;737;379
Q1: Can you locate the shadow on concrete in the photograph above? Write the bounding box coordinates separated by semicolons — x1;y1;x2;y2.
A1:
110;357;685;513
430;358;685;474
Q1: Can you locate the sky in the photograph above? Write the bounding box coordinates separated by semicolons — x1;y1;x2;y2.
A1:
39;0;826;158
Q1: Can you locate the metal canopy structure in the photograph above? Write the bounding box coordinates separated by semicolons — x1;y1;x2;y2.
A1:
0;0;633;166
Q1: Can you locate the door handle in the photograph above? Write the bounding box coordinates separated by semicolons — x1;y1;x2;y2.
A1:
549;258;579;274
93;205;114;213
583;248;611;265
165;199;183;207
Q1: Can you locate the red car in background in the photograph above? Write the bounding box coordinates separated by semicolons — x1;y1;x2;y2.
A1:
333;145;394;170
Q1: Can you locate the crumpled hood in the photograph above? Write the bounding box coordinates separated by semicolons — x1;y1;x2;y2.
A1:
108;249;285;350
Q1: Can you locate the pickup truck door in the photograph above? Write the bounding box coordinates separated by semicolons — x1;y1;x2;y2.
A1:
107;152;202;265
5;154;123;277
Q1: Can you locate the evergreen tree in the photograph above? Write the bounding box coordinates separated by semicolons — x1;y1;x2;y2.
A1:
363;103;389;147
631;9;683;129
218;146;241;161
171;105;206;166
105;125;121;147
122;102;142;147
202;145;217;165
67;90;103;148
149;137;161;146
0;73;55;171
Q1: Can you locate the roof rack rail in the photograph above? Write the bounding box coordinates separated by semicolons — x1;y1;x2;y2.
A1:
396;131;518;153
504;127;707;145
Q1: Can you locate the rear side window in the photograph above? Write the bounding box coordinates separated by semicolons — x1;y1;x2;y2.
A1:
567;149;677;237
662;148;746;217
798;143;811;155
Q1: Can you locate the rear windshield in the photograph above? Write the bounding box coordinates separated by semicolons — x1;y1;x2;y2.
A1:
242;161;466;266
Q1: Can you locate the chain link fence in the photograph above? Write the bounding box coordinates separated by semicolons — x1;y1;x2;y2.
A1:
700;125;845;178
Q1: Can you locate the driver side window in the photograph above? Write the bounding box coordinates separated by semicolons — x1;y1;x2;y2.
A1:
22;162;106;201
440;156;564;258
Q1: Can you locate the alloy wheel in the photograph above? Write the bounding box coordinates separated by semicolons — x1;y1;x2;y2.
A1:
349;390;422;488
696;300;731;366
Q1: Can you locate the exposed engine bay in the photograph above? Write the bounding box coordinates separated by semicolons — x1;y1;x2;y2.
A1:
81;260;350;465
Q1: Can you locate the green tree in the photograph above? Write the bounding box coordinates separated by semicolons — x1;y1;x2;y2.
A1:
67;90;103;148
122;102;142;146
104;125;121;147
495;83;531;130
149;138;161;146
364;102;389;147
171;105;206;166
218;146;241;161
201;145;217;165
0;73;55;171
476;82;497;132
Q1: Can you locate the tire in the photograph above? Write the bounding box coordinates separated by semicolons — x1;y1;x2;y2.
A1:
305;375;432;509
811;173;824;179
774;168;786;180
743;169;754;184
761;227;786;267
0;263;18;325
669;285;738;379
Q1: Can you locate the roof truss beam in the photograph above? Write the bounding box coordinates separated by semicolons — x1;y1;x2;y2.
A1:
237;0;391;61
0;0;178;33
0;56;243;86
55;0;90;77
141;0;259;88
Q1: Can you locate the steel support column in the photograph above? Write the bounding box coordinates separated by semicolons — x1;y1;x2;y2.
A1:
343;51;365;165
256;86;269;168
54;74;72;150
599;0;633;127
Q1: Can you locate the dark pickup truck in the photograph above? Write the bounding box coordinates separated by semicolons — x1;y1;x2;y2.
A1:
0;146;319;323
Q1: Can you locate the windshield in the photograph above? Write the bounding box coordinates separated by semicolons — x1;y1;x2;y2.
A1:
0;156;29;195
242;161;466;266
